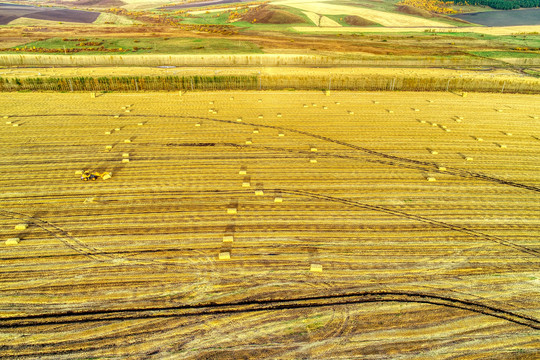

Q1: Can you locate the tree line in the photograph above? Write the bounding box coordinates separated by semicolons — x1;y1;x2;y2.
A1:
453;0;539;10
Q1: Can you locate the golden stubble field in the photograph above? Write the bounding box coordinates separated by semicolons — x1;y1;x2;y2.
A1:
0;91;539;359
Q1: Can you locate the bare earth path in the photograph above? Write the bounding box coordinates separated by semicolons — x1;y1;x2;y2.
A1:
0;91;539;359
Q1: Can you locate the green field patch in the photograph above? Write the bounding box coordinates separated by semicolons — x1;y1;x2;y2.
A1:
5;37;262;55
469;50;540;58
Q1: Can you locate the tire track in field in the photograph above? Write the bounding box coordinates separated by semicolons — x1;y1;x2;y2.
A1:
0;209;111;262
278;189;540;259
13;113;538;193
0;290;538;330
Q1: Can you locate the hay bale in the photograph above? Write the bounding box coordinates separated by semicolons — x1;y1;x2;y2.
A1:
242;177;251;187
114;115;119;118
504;132;512;136
122;158;130;163
348;111;354;115
258;99;262;103
429;149;438;155
179;91;183;96
465;156;473;161
223;235;234;242
420;120;426;124
91;92;96;98
5;238;20;245
230;96;234;100
413;108;419;112
75;170;83;175
497;143;507;148
138;122;144;126
278;133;285;137
237;117;243;122
444;128;451;132
325;90;330;96
310;158;317;163
124;139;131;143
438;166;447;171
323;106;328;110
310;147;317;152
474;137;484;142
497;109;503;112
462;92;468;97
12;123;19;127
312;103;317;107
115;128;121;131
195;122;201;127
303;104;308;108
125;110;131;113
15;224;28;230
255;190;264;196
245;139;252;145
227;207;237;214
387;110;394;114
5;121;12;125
3;115;9;119
239;167;247;175
258;115;263;119
277;113;282;118
431;123;438;127
218;251;230;260
427;176;436;182
122;153;129;158
253;129;259;134
209;101;214;104
335;102;340;105
310;264;323;272
102;173;112;180
274;197;283;203
105;131;111;135
105;145;113;150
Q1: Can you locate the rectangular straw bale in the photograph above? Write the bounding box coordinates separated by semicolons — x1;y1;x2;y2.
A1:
218;252;230;260
310;264;323;272
223;235;234;242
6;238;20;245
15;224;28;230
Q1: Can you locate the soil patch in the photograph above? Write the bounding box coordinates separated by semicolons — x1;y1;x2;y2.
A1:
241;5;307;24
344;15;378;26
72;0;125;8
395;5;433;18
25;9;100;23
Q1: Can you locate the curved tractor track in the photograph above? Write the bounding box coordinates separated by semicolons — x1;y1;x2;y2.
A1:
1;290;538;330
0;209;111;262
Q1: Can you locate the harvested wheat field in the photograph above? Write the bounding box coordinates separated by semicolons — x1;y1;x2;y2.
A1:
0;91;539;359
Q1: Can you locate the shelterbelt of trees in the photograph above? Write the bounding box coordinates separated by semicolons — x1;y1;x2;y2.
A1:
453;0;539;10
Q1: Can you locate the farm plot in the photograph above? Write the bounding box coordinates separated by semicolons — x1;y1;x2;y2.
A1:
0;3;100;25
0;91;539;358
272;0;451;27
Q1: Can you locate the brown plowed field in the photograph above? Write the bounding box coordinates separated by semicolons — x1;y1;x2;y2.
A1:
0;91;539;359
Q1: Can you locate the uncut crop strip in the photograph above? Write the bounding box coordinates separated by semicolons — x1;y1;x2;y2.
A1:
0;75;538;93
